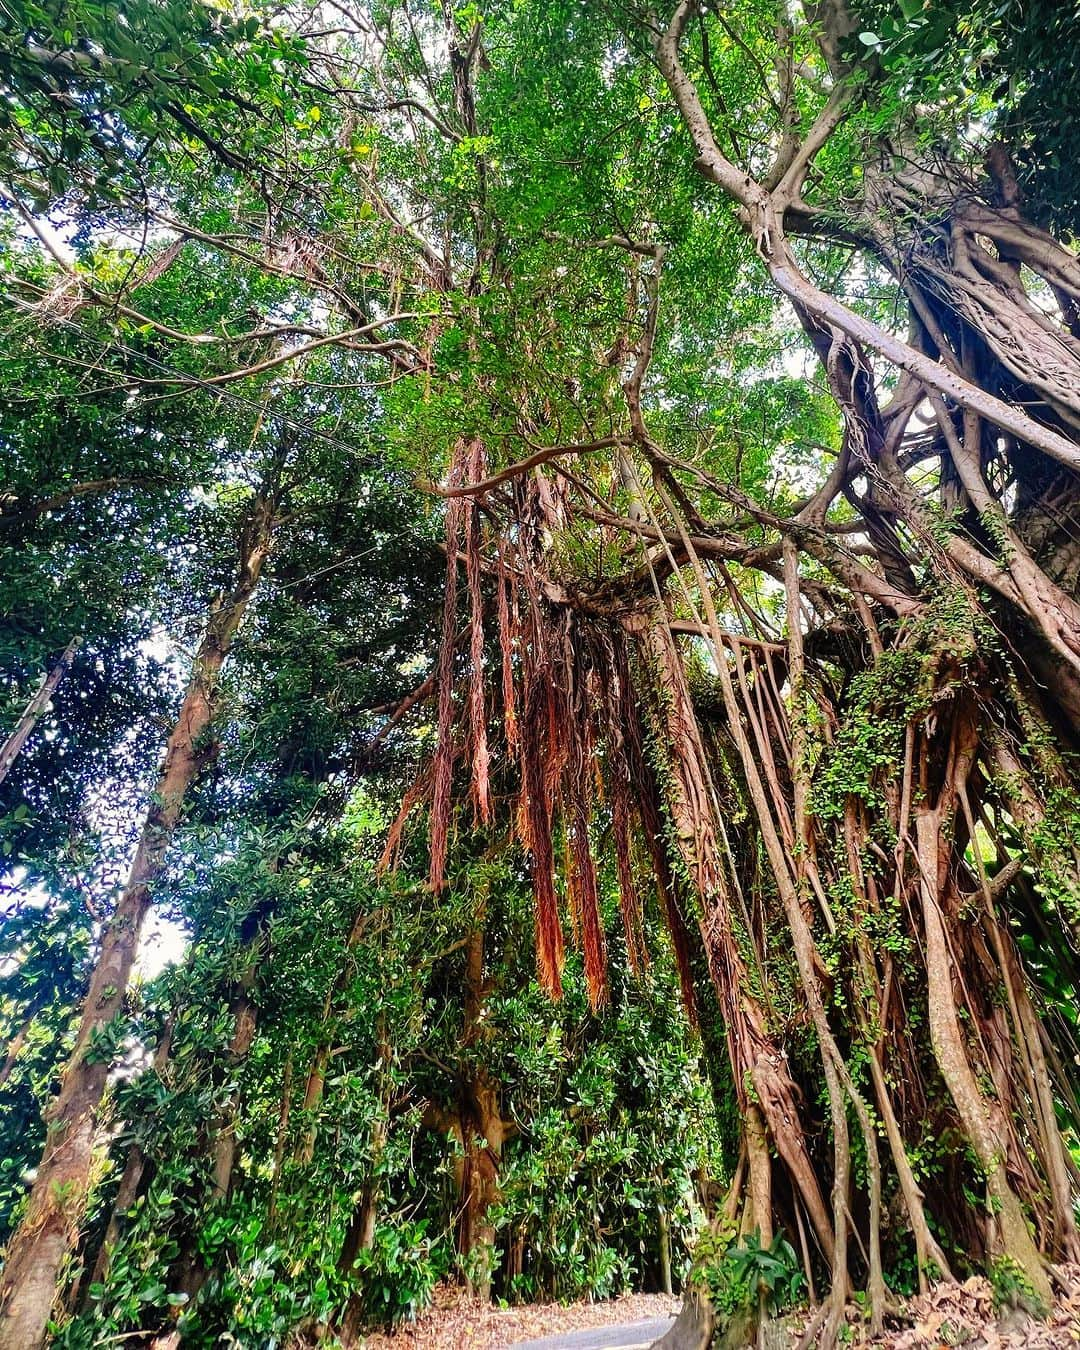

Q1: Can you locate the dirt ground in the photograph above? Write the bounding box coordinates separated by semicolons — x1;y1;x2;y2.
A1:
355;1265;1080;1349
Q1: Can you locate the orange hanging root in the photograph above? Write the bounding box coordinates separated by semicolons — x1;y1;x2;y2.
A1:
465;438;492;826
496;539;519;755
429;444;466;891
521;668;564;999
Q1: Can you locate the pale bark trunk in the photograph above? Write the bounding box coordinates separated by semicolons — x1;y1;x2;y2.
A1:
0;994;44;1087
0;496;274;1350
0;637;80;787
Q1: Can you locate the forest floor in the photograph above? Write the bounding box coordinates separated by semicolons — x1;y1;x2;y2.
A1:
355;1267;1080;1349
873;1266;1080;1348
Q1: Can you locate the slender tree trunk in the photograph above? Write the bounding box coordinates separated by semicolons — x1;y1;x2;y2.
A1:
0;994;45;1087
166;969;263;1308
915;798;1050;1306
296;1043;329;1166
0;637;80;787
457;920;506;1302
339;1019;391;1347
210;970;260;1202
0;495;275;1350
88;1147;146;1292
658;1204;673;1297
267;1055;293;1225
338;1189;382;1344
295;907;371;1165
85;1017;174;1295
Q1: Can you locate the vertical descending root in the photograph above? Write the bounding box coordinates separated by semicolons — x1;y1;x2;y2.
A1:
915;797;1051;1308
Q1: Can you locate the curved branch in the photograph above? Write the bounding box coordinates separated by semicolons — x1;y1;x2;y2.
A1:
0;477;172;528
427;436;625;498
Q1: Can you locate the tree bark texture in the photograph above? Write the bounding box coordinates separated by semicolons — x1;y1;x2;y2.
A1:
0;493;275;1350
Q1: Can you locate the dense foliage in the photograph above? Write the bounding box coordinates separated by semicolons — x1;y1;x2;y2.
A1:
1;0;1079;1347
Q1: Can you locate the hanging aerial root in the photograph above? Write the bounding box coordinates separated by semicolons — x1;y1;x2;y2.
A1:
496;537;519;754
520;665;564;999
465;438;492;826
564;650;607;1008
378;763;434;876
607;733;649;976
617;635;695;1014
429;442;467;892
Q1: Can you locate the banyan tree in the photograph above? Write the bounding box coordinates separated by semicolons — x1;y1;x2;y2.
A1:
1;0;1079;1344
389;0;1080;1341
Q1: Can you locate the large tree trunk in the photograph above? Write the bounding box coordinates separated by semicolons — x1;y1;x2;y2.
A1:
0;492;275;1350
634;613;836;1266
647;6;1080;1325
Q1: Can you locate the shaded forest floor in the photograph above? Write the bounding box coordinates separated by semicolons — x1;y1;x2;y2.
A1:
351;1267;1080;1348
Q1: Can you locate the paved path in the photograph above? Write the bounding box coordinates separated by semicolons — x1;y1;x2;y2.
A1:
512;1316;674;1350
